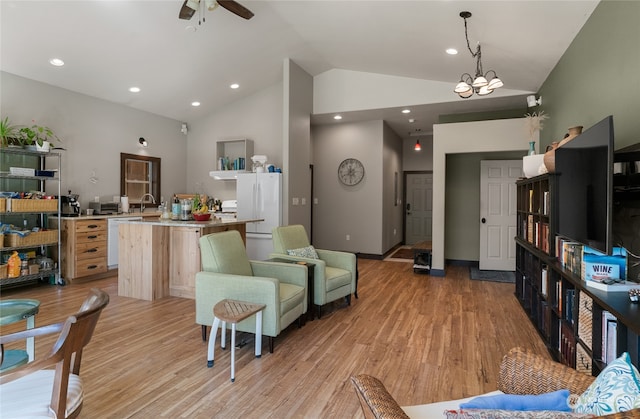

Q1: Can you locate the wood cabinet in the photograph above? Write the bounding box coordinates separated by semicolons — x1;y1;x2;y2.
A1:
59;219;108;281
516;174;640;374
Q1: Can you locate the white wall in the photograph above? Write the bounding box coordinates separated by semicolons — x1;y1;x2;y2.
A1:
431;118;536;275
382;123;404;252
188;83;283;203
403;136;433;172
1;72;186;209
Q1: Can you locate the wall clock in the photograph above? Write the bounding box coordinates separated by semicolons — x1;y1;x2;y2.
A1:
338;158;365;186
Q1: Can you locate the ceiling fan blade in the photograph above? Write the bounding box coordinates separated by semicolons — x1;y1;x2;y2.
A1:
217;0;254;20
179;0;196;20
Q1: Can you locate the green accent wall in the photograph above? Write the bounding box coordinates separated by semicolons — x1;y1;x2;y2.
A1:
538;0;640;150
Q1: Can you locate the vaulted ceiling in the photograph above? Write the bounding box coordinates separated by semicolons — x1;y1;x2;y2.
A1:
0;1;599;140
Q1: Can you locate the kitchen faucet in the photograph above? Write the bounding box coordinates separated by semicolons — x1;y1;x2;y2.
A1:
140;193;156;213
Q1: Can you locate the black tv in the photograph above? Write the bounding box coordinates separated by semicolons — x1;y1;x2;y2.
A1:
555;115;614;255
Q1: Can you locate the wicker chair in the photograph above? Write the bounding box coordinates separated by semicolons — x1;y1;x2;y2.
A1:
351;347;640;419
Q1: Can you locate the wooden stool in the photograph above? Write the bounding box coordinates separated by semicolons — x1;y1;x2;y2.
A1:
207;299;266;382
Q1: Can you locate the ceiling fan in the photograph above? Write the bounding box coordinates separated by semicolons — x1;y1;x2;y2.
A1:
179;0;254;21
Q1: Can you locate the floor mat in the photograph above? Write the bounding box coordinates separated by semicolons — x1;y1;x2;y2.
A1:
388;247;414;260
469;267;515;283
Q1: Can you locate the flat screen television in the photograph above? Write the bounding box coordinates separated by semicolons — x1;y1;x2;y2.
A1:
555;115;614;255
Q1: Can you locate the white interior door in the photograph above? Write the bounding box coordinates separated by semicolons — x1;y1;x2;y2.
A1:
405;173;433;245
479;160;521;270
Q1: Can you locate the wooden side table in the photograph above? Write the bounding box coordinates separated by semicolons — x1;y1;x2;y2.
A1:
207;299;266;382
0;299;40;372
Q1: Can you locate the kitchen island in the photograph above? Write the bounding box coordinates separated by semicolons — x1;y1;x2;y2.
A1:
117;217;259;301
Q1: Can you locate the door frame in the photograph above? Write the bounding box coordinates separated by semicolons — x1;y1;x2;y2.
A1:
402;170;433;244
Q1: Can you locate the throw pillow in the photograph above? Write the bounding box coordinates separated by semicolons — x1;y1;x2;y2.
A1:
286;245;319;259
444;409;595;419
574;352;640;415
459;389;571;412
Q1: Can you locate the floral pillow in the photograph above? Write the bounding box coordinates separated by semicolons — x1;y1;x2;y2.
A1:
444;409;595;419
286;245;319;259
574;352;640;415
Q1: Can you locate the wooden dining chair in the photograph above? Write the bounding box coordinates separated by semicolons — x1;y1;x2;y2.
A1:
0;288;110;418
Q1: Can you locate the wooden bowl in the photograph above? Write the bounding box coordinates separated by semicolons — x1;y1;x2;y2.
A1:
192;213;211;221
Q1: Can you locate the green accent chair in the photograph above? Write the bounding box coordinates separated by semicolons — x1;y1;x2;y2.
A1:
195;230;307;353
271;224;357;319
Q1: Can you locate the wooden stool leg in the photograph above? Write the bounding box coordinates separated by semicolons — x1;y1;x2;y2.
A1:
230;322;236;382
207;317;221;367
255;311;263;358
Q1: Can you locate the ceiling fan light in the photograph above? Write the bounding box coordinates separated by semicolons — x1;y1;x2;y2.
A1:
186;0;200;11
458;89;474;99
205;0;218;11
477;85;493;96
472;76;488;88
454;81;472;94
487;77;503;90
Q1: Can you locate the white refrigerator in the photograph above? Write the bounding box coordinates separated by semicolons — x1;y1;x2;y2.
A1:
236;172;282;260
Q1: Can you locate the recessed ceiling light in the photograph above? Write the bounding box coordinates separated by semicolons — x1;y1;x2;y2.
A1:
446;48;458;55
230;83;240;89
129;87;141;93
191;101;201;107
402;109;411;114
409;119;415;123
49;58;64;67
333;115;342;120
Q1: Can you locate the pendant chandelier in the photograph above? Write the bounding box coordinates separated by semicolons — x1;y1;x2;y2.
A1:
454;11;503;99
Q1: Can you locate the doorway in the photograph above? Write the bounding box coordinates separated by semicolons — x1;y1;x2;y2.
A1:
404;172;433;245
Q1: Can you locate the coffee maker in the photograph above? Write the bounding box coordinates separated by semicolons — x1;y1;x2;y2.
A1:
61;190;80;217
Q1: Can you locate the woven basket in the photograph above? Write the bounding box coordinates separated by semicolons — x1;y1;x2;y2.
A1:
576;343;593;375
8;199;58;212
578;292;593;350
0;198;6;213
5;230;58;247
0;264;7;279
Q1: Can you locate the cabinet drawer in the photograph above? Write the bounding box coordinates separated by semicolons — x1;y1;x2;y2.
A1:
75;220;106;233
74;257;107;277
75;242;107;261
76;231;107;243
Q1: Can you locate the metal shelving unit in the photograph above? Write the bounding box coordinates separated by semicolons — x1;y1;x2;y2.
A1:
0;147;61;289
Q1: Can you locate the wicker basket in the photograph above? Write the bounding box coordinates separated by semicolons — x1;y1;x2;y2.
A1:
4;230;58;247
0;264;7;279
8;199;58;212
0;198;6;213
578;292;593;350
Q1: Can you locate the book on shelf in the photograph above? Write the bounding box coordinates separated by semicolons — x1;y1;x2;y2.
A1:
529;189;534;213
559;240;583;277
527;215;534;244
541;265;548;297
564;289;576;324
543;190;549;215
601;311;617;364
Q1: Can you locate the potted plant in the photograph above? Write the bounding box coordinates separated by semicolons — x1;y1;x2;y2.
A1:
0;116;22;147
19;123;60;152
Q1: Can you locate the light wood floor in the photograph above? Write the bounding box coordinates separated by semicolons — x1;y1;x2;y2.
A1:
1;259;550;418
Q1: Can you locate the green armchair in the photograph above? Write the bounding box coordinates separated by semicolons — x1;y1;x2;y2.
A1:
195;230;307;353
270;224;357;319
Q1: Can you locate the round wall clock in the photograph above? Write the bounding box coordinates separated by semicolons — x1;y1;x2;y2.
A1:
338;158;365;186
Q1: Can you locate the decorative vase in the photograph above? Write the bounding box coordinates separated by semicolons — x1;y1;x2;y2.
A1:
543;142;560;173
528;141;536;156
558;125;583;147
